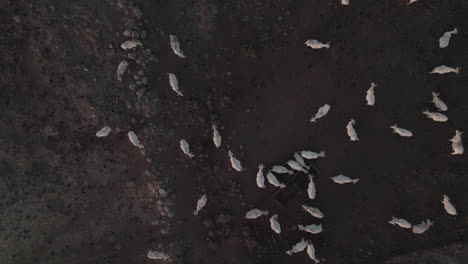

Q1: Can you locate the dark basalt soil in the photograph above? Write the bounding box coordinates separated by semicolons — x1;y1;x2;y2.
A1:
0;0;467;264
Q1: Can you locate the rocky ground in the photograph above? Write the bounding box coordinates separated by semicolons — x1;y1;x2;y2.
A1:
0;0;467;264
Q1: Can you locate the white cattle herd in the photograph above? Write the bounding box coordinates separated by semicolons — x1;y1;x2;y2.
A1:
99;2;464;261
366;82;377;106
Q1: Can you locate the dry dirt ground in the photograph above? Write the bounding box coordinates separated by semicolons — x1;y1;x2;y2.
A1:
0;0;467;264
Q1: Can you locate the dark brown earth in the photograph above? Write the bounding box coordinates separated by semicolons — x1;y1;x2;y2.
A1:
1;0;467;264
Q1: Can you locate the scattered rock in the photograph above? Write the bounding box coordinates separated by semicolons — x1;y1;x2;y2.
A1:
167;210;175;218
156;203;164;212
207;240;217;250
141;30;148;39
132;6;144;18
160;227;170;235
141;76;148;84
127;52;137;60
244;239;258;249
202;217;214;228
12;16;21;23
207;230;216;238
131;31;140;39
129;83;137;90
242;228;251;237
114;243;122;250
159;188;168;197
240;42;257;59
149;55;158;62
125;20;137;29
136;87;147;98
215;213;231;224
123;29;133;37
117;0;127;8
216;225;231;238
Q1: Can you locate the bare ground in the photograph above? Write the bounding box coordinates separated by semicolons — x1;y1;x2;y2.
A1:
0;0;467;264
